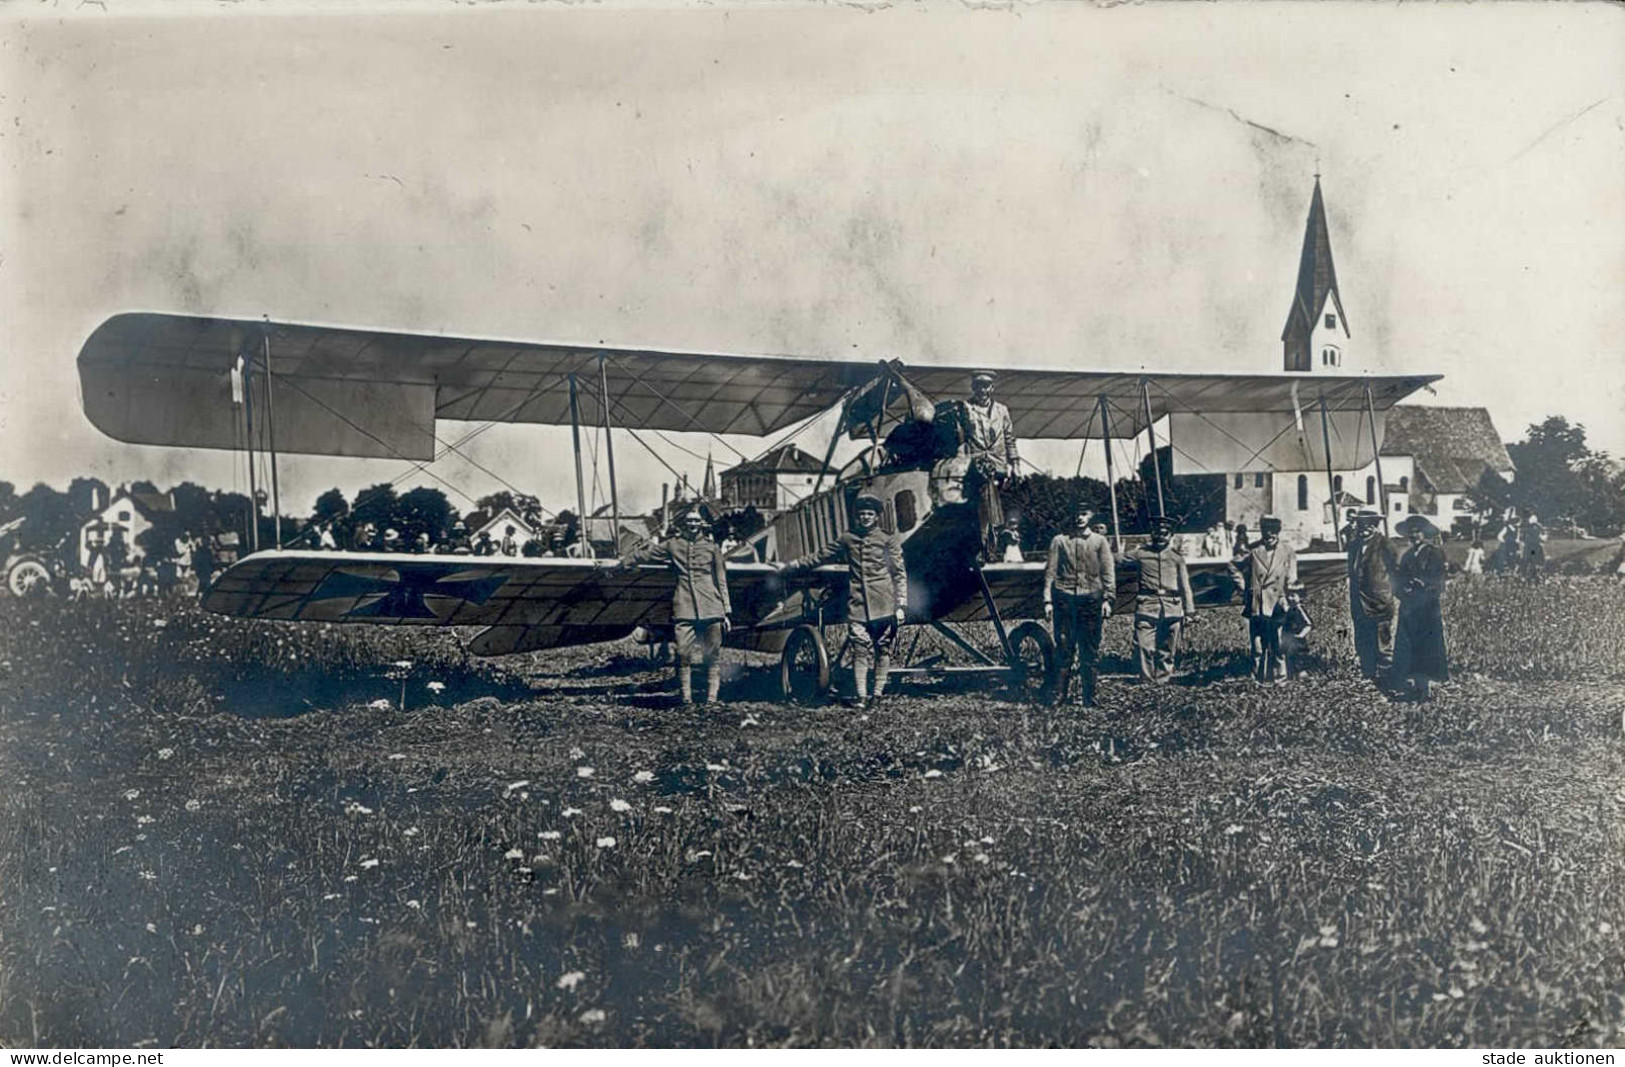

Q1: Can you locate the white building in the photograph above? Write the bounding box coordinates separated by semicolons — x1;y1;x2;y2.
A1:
720;444;832;513
79;488;175;568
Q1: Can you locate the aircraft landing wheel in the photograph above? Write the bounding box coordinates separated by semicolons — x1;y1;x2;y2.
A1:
7;559;53;599
780;624;831;704
1006;620;1058;704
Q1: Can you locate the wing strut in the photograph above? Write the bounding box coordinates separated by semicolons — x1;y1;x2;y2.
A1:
1318;396;1341;551
1365;385;1391;537
1098;395;1123;552
567;374;593;559
1140;379;1166;518
598;354;621;555
242;352;261;553
262;327;283;551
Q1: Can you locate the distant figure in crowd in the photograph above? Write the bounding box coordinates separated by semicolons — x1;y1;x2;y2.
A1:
473;531;495;556
1463;540;1486;581
1231;523;1251;561
1201;522;1229;559
1346;508;1400;687
1339;507;1359;549
521;537;545;558
191;536;215;597
618;508;733;707
414;531;431;554
1090;519;1110;541
1127;516;1194;683
351;522;375;552
318;524;338;550
1044;507;1115;706
1612;534;1625;581
383;527;402;552
1493;525;1520;574
1242;514;1298;684
500;525;520;557
1393;515;1449;701
1000;522;1024;563
447;522;471;555
780;494;907;705
1519;513;1546;580
106;527;128;576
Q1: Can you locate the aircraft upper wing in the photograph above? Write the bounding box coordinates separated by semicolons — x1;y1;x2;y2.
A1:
78;312;1440;460
201;551;788;657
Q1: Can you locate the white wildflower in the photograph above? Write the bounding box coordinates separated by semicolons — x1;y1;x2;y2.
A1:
922;769;943;779
156;748;175;761
786;860;804;869
908;806;922;814
595;837;616;849
654;806;673;815
576;766;595;779
504;848;525;860
406;900;421;909
568;747;586;761
403;826;420;837
556;971;586;991
562;807;583;818
368;699;392;710
392;661;413;670
579;1009;606;1025
632;770;655;784
505;780;531;794
123;789;141;801
388;753;406;761
426;681;445;693
609;799;632;813
359;858;380;869
135;814;154;826
324;893;342;901
184;799;202;812
538;830;562;841
146;922;157;933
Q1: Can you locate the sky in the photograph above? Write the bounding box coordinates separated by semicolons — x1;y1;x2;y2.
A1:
0;0;1620;518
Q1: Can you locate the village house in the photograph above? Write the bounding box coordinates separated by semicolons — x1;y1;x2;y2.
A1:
719;443;833;513
79;487;175;568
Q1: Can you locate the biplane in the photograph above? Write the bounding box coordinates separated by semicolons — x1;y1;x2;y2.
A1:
77;312;1438;700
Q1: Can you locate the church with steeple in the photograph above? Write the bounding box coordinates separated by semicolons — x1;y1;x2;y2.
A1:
1205;177;1515;550
1281;177;1352;374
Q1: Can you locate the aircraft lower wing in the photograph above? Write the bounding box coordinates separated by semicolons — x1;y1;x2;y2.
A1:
935;552;1350;623
201;551;786;656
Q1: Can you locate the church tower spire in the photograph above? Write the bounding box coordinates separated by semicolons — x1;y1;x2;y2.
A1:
1281;176;1351;372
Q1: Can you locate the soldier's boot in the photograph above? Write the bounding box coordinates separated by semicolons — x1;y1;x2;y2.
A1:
705;664;722;705
1055;668;1072;706
872;655;890;702
1079;665;1097;707
853;668;869;704
679;667;695;707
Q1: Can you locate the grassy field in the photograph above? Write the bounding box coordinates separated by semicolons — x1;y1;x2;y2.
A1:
2;577;1625;1048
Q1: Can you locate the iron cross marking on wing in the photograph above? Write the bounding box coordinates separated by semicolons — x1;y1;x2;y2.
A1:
309;564;509;619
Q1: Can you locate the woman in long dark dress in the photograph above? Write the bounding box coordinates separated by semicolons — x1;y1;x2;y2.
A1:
1393;515;1449;701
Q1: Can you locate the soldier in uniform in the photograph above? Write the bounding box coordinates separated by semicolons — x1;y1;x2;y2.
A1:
1346;507;1400;687
939;371;1021;557
617;508;733;706
1127;516;1195;683
1043;507;1116;706
780;494;907;705
1242;514;1298;683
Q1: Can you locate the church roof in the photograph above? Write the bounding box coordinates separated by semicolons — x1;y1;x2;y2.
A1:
722;443;830;476
1281;178;1349;344
1382;406;1516;495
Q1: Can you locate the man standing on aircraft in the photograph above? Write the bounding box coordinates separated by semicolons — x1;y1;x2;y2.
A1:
1043;507;1116;706
1346;508;1400;687
1242;515;1298;683
1127;516;1195;683
617;507;732;707
938;371;1020;557
779;494;907;706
